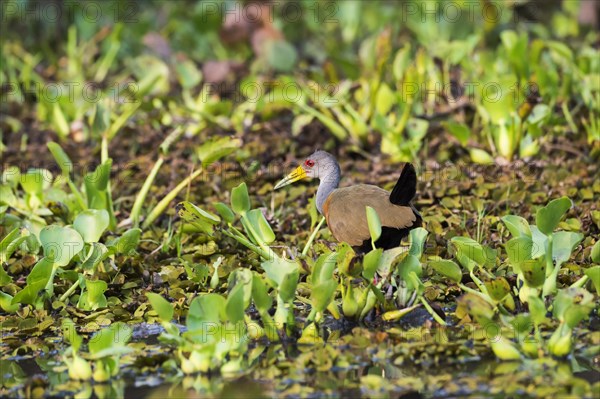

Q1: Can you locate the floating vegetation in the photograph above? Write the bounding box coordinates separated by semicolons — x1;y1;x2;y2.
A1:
1;1;598;398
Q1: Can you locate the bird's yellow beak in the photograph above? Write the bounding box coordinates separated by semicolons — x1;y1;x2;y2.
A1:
274;166;307;189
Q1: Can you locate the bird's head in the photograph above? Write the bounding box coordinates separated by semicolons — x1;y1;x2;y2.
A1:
274;150;339;189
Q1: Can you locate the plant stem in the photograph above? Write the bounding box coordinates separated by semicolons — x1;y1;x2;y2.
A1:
305;308;317;324
67;179;87;210
132;157;164;227
470;271;490;296
221;228;271;261
59;280;80;302
406;288;418;307
239;214;278;260
301;217;326;257
142;168;203;229
570;275;588;288
101;136;117;230
458;283;496;306
107;103;141;140
542;234;556;297
44;264;59;298
394;97;413;136
419;296;447;326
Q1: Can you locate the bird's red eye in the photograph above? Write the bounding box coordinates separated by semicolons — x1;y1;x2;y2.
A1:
305;159;315;168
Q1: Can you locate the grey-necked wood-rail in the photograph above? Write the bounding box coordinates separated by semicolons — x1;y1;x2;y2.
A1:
274;150;422;250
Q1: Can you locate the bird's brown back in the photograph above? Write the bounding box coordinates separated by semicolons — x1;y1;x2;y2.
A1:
323;184;417;246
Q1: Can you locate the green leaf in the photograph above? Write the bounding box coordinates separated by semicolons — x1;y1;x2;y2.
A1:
89;346;133;361
291;114;314;136
78;279;108;311
0;292;19;313
74;209;109;243
491;336;522;361
485;277;510;301
505;236;534;268
261;257;299;286
429;259;462;283
520;258;546;288
552;231;583;267
397;255;422;290
548;327;572;357
375;83;395;115
251;274;272;313
231;183;250;215
0;227;30;264
564;305;593;329
528;295;547;325
83;165;110;211
527;104;550;125
362;249;382;281
188;294;226;330
376;246;405;276
451;236;488;266
311;280;337;313
469;148;494;164
261;258;299;304
502;215;531;238
177;201;220;235
0;185;16;207
146;293;174;322
552;288;594;324
246;209;275;244
443;122;471;146
108;228;141;255
546;40;574;62
214;202;235;224
584;266;600;295
312;252;338;286
195;136;241;165
12;258;54;305
62;318;83;352
97;160;113;191
40;226;84;267
21;169;49;195
2;166;21;187
175;60;202;89
279;271;300;303
225;283;246;324
265;40;297;72
458;293;495;326
408;227;428;258
530;226;548;258
52;103;70;138
536;197;572;235
80;243;108;271
591;241;600;264
89;322;132;356
336;243;357;276
0;265;11;286
210;258;221;289
365;206;382;243
47;142;73;176
392;44;411;81
92;103;110;137
510;313;533;336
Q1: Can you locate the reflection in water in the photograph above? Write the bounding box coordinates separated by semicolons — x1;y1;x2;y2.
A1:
142;376;268;399
3;326;599;398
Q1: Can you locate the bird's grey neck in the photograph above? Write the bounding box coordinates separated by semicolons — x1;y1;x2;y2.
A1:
316;166;340;214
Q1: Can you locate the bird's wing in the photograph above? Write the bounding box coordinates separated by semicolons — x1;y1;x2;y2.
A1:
323;185;417;246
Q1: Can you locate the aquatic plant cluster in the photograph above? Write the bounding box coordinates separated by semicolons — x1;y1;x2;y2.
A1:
1;1;598;397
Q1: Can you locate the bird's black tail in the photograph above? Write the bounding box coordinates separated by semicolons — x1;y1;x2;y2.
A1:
389;163;417;206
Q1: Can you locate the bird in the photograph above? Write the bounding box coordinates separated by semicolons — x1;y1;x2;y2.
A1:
274;150;422;251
